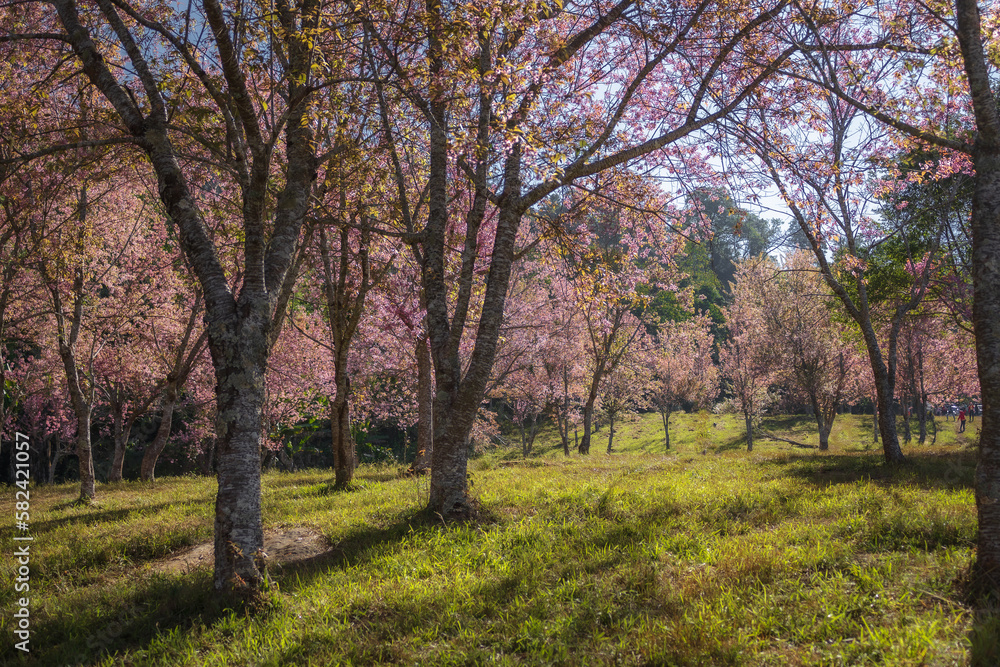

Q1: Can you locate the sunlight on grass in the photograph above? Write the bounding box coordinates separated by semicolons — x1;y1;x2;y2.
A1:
1;414;992;666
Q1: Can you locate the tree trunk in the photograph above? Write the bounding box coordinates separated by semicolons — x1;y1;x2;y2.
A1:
410;334;433;473
556;367;572;456
901;392;912;444
917;395;928;445
200;437;216;476
424;140;525;517
527;415;540;456
809;393;831;451
580;390;598;455
971;163;1000;583
140;384;178;482
872;393;880;444
661;408;671;452
555;407;571;456
47;435;66;486
953;6;1000;575
606;413;615;454
520;413;539;457
47;189;95;501
915;345;928;444
331;368;354;489
107;392;135;483
54;284;95;500
69;391;95;501
109;430;129;483
318;218;374;489
871;360;904;462
744;412;754;452
428;426;473;518
210;312;268;597
818;424;831;451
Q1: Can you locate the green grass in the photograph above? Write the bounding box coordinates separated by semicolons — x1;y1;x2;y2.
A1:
1;414;995;666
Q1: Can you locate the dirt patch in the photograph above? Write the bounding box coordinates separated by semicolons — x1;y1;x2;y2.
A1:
153;526;330;574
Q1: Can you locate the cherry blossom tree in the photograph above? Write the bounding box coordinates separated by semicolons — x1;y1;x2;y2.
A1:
721;262;777;451
647;315;718;451
137;296;210;483
1;0;368;597
0;159;70;454
738;251;862;450
895;315;978;444
363;0;798;515
598;339;651;454
730;85;946;463
758;0;1000;587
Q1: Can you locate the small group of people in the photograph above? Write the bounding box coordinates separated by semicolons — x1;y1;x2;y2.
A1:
940;403;980;433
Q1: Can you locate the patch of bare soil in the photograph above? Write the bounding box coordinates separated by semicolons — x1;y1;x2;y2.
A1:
153;526;330;574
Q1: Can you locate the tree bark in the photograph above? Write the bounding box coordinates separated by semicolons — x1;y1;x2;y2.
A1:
744;413;754;452
141;302;206;482
555;405;571;457
46;195;96;501
108;396;130;483
424;133;523;517
955;0;1000;576
330;371;354;489
140;383;178;482
558;367;572;456
901;393;912;444
579;390;598;455
808;392;833;451
969;149;1000;586
47;435;66;486
817;422;830;451
520;413;539;457
661;408;671;452
210;308;269;594
106;382;159;483
868;343;905;462
606;413;615;454
60;345;95;501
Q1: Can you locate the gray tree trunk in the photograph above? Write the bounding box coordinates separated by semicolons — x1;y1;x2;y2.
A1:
330;372;354;489
53;0;320;600
809;393;832;451
46;193;96;502
108;398;131;483
140;384;178;482
661;409;672;451
606;413;616;454
579;391;598;455
957;0;1000;582
210;308;269;593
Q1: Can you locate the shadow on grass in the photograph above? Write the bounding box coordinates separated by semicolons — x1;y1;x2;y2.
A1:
760;449;976;491
970;608;1000;666
760;415;817;432
260;470;330;489
270;507;461;588
34;497;212;534
965;567;1000;666
8;508;443;666
714;434;749;453
4;569;224;666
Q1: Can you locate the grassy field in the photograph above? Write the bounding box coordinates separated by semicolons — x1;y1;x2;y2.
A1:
2;413;998;666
